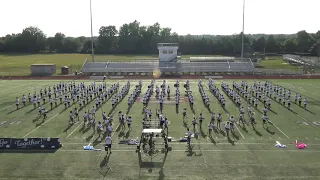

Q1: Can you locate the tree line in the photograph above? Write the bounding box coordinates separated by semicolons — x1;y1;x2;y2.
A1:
0;20;319;55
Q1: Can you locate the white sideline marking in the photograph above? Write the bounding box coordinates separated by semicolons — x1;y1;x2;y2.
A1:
234;124;245;139
23;113;59;138
0;112;26;127
306;84;320;89
57;149;320;153
296;114;320;131
61;142;320;146
225;114;245;139
66;122;82;139
306;137;309;140
0;104;14;112
270;122;290;139
0;84;25;93
297;86;320;98
0;83;55;112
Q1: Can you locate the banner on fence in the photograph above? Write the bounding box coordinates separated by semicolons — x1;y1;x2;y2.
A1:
0;138;61;150
204;76;223;79
109;76;124;79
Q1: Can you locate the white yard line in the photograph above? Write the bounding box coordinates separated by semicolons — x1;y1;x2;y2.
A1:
0;87;33;101
305;84;320;89
234;124;245;139
269;121;290;139
61;142;320;145
23;113;59;138
66;122;82;139
0;83;55;112
225;114;245;139
0;104;14;112
0;176;319;180
0;113;26;127
0;84;25;93
297;114;320;131
56;149;320;153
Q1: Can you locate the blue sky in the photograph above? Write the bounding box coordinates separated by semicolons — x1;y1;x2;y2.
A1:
1;0;319;37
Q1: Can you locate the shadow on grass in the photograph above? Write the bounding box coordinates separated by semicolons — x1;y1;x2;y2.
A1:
219;129;226;136
26;107;37;114
99;154;112;177
125;130;131;139
209;136;217;146
240;125;248;133
78;125;85;132
304;108;316;115
186;144;195;157
86;132;95;142
200;128;207;139
6;107;22;114
36;119;46;127
266;124;276;135
269;109;278;115
227;136;235;146
231;131;239;140
63;124;74;133
253;128;262;137
118;131;125;138
0;149;58;153
92;137;103;147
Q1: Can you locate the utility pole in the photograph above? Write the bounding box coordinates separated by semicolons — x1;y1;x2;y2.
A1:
241;0;245;59
90;0;95;62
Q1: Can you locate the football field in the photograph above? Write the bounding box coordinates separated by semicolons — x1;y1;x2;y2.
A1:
0;79;320;180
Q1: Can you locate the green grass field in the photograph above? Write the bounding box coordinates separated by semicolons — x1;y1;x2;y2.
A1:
0;79;320;180
0;54;297;76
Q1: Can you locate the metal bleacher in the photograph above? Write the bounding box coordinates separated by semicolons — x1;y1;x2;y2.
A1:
81;60;255;74
81;43;255;74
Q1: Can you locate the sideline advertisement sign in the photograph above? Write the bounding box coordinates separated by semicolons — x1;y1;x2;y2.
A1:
0;138;61;150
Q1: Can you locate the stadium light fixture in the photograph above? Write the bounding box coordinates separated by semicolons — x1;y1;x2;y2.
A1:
241;0;245;59
90;0;95;62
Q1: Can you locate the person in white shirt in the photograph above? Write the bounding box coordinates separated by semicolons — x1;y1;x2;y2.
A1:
107;125;113;136
49;98;53;109
225;122;231;137
15;97;20;110
208;122;215;136
229;115;235;131
22;95;26;106
262;115;269;126
105;134;112;154
97;121;103;137
287;99;291;109
69;111;74;125
33;98;37;109
38;106;43;117
304;98;308;109
186;128;192;145
127;116;132;130
83;112;88;125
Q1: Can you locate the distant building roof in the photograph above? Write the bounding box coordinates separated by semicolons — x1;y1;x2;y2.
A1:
31;64;56;66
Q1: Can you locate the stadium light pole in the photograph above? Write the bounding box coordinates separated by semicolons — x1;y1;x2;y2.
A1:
90;0;95;62
241;0;245;59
